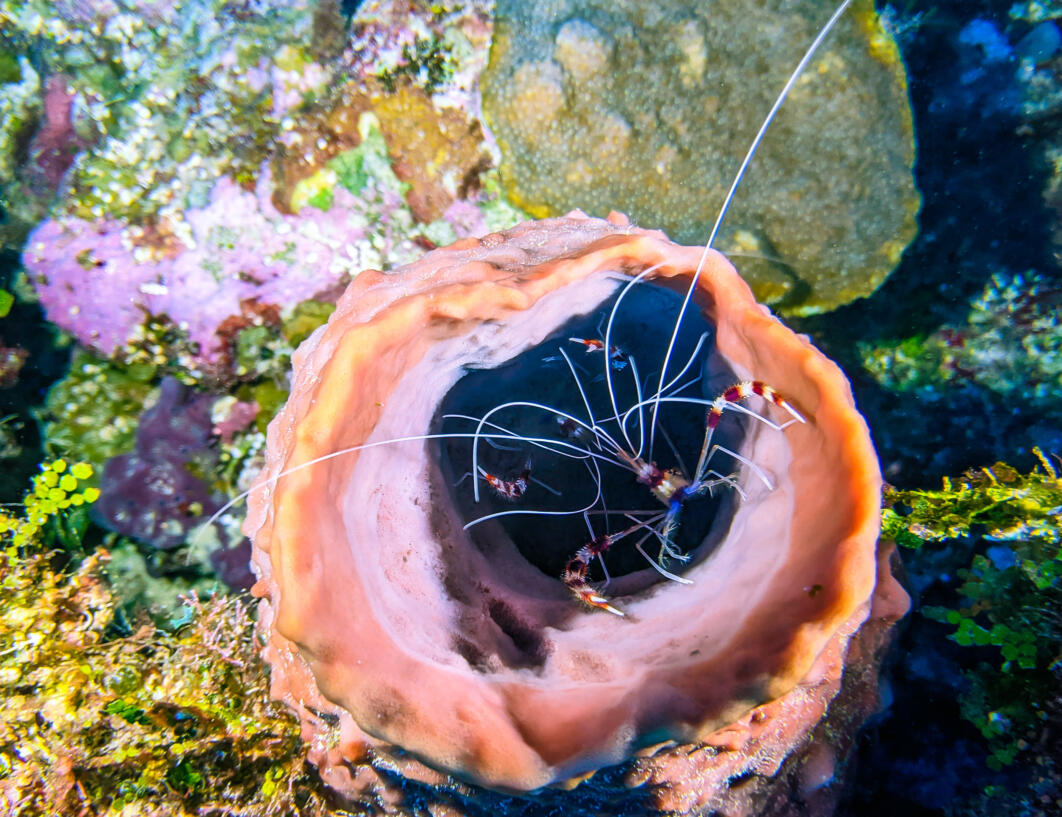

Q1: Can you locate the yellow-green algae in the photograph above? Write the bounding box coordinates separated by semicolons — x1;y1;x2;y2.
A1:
885;451;1062;776
482;0;919;314
0;463;328;816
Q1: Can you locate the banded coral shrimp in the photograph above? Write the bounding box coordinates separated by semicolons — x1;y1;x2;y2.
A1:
430;1;849;612
198;0;849;618
433;267;806;615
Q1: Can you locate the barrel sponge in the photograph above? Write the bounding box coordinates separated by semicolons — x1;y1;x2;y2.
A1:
481;0;919;315
245;212;899;798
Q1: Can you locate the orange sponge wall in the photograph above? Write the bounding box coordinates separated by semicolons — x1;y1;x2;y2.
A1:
245;212;902;799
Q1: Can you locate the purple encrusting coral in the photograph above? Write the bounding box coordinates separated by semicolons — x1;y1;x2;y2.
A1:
94;377;253;589
23;167;403;372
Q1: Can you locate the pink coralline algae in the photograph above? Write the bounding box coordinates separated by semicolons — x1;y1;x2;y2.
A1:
23;168;408;374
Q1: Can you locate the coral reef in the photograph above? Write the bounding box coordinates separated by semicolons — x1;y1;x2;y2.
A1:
860;270;1062;408
36;350;264;611
92;376;254;590
24;141;405;374
39;349;158;471
1016;10;1062;268
245;212;900;806
0;0;319;228
9;0;518;379
481;0;919;314
23;109;520;376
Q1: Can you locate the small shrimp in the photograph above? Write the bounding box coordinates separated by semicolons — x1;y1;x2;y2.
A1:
477;458;531;501
555;415;587;441
476;455;570;502
563;555;625;616
609;378;805;562
562;515;680;616
568;336;629;370
562;524;632;617
704;380;801;432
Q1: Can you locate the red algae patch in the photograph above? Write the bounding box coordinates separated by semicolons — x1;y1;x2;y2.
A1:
245;212;901;802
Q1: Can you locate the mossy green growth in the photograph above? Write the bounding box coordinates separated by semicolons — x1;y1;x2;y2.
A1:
885;451;1062;771
38;349;158;476
377;33;455;94
282;299;335;348
0;49;20;84
0;467;328;815
224;297;337;427
104;535;222;625
231;311;329;389
290;113;409;213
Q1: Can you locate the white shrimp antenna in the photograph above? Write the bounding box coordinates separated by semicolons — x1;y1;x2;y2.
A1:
191;428;603;547
647;0;853;454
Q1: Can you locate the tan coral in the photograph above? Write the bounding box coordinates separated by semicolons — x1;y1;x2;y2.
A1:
245;211;897;799
482;0;919;314
372;83;491;222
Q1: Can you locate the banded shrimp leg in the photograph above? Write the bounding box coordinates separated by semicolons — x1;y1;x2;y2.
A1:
450;391;700;610
617;385;806;550
464;323;733;593
451;401;697;610
468;316;714;514
563;511;686;617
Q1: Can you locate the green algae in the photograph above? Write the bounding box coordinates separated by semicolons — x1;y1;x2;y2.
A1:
0;466;326;816
482;0;919;315
0;459;99;557
885;452;1061;772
